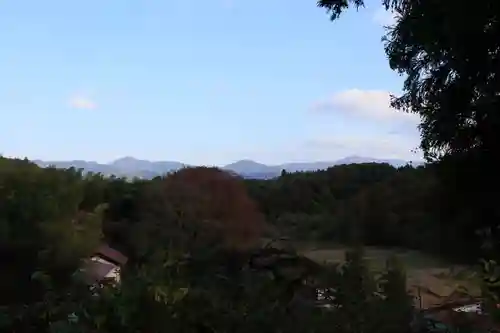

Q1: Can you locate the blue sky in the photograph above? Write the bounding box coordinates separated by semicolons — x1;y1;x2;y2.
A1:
0;0;421;165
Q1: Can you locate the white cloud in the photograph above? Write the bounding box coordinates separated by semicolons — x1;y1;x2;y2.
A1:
219;133;422;165
372;7;397;27
311;89;418;123
68;95;97;110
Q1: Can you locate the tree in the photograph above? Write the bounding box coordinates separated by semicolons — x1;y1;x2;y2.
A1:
138;167;266;256
319;0;500;252
318;0;500;318
319;0;500;158
0;158;104;332
377;257;414;333
0;156;429;333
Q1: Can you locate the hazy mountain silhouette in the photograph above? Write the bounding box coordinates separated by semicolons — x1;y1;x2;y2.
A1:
223;160;277;174
110;157;186;174
33;156;422;179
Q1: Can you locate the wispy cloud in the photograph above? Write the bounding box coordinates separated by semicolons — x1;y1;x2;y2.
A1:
68;95;97;110
303;134;422;161
311;89;418;123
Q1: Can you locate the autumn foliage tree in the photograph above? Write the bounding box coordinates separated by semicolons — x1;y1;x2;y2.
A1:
139;167;265;253
0;157;426;333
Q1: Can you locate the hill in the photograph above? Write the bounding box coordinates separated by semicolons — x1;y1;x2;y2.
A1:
32;155;422;179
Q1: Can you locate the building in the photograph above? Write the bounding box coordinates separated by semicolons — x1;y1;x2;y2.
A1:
81;243;128;285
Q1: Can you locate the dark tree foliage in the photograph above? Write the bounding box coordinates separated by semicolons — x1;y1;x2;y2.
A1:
1;157;424;333
5;0;500;328
0;158;103;332
318;0;500;248
245;163;397;217
245;164;454;258
319;0;500;319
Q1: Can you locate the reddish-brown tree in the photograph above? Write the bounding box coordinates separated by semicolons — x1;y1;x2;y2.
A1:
142;167;265;251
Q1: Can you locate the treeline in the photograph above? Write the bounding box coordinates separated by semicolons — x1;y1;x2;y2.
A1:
245;163;473;262
0;155;482;266
1;156;420;333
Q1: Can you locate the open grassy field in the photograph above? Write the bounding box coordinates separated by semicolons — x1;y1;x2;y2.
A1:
297;245;482;309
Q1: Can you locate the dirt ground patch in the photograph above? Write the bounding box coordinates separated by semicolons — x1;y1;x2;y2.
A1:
300;246;481;309
300;247;443;268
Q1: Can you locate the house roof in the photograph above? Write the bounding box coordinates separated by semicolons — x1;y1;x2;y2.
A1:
95;244;128;265
82;260;117;284
424;307;500;333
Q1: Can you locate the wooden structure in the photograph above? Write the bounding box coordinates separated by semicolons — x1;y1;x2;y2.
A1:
82;244;128;285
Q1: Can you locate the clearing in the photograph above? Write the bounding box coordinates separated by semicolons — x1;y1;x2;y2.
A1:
298;245;481;309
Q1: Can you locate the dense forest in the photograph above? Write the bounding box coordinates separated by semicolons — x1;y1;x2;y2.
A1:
246;164;437;250
245;163;477;263
3;0;500;330
0;156;495;332
1;157;419;333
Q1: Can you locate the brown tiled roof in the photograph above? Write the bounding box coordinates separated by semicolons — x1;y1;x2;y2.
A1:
95;244;128;265
82;260;117;284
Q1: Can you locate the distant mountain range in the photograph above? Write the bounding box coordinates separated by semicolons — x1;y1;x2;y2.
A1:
33;156;423;180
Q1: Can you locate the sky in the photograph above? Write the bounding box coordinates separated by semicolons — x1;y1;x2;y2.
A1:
0;0;421;165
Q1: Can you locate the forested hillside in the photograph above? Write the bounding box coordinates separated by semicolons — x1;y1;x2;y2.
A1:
1;156;451;266
245;163;471;261
1;156;420;333
3;0;500;328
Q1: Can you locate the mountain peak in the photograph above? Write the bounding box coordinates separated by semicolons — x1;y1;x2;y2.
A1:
112;156;140;164
32;156;422;180
223;159;273;174
229;159;264;166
